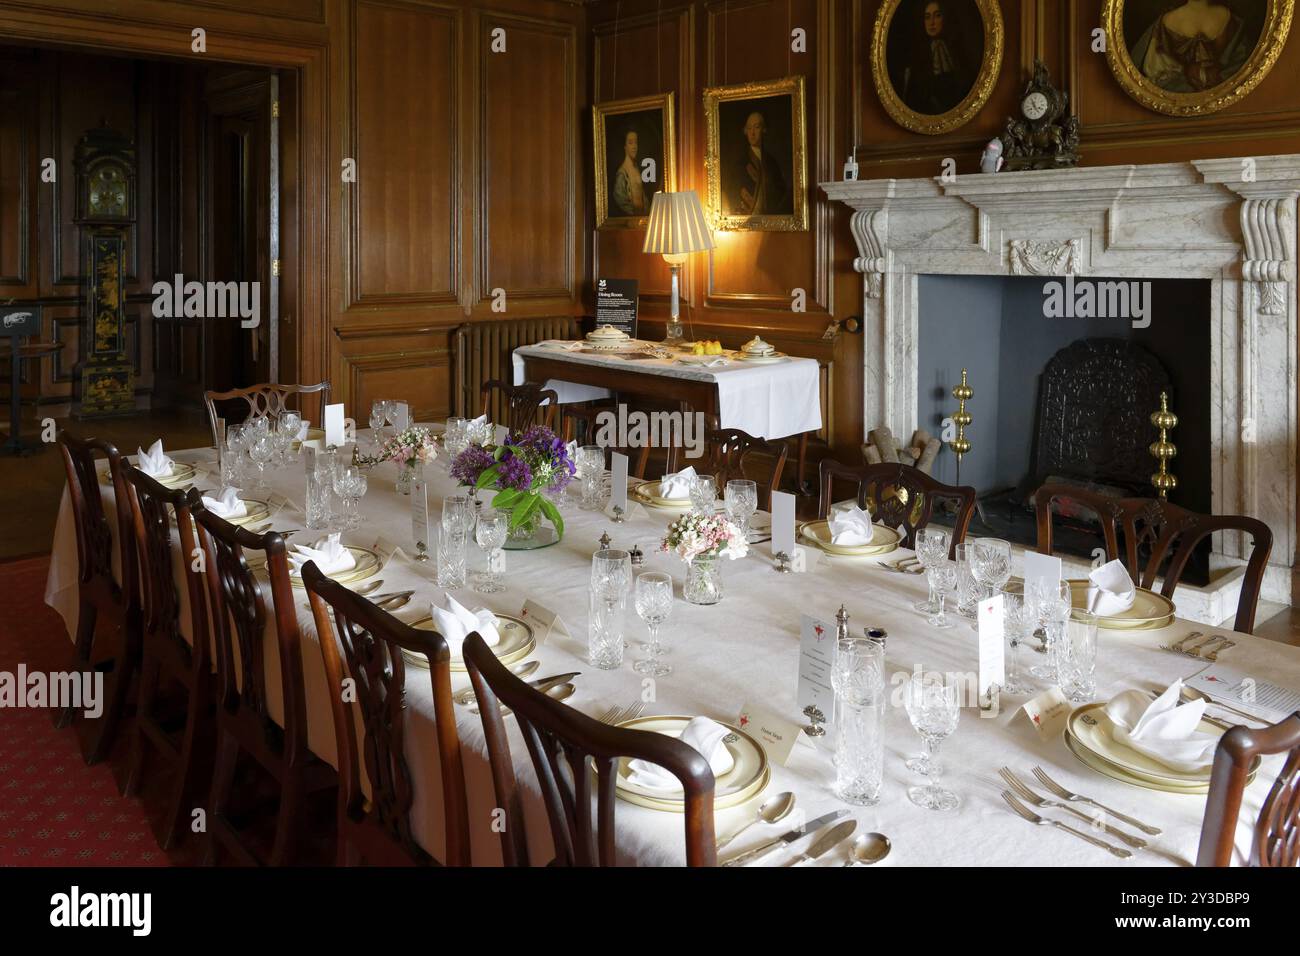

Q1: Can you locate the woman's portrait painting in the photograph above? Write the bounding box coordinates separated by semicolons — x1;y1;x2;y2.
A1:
871;0;1004;135
593;94;676;229
1103;0;1292;115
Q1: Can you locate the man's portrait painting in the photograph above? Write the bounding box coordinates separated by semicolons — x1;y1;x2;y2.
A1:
704;76;808;232
871;0;1004;135
1103;0;1292;115
593;94;676;229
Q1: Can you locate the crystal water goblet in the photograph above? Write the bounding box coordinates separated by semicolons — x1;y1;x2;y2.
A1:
473;508;510;594
1058;608;1099;703
999;587;1034;694
1028;579;1073;681
912;528;950;613
369;401;388;451
689;474;718;515
970;538;1012;603
954;542;978;619
904;674;961;811
724;479;758;538
633;571;674;677
578;445;605;510
332;467;367;531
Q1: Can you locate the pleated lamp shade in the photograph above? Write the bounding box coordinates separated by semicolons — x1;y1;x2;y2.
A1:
642;190;715;257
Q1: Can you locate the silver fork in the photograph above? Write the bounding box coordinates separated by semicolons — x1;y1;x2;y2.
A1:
999;768;1147;849
1205;639;1235;662
1179;634;1218;657
1188;635;1229;659
1031;766;1162;835
1001;792;1133;858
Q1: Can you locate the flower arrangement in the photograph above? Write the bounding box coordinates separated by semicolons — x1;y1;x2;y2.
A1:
660;512;749;564
357;425;439;470
450;425;575;537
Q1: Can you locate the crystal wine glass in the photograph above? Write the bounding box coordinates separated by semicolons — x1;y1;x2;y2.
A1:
970;538;1012;603
444;417;469;460
248;433;275;496
904;674;961;811
999;587;1034;694
473;508;510;593
724;479;758;539
633;571;674;677
1028;579;1073;681
926;560;958;628
689;474;718;515
369;401;388;451
277;411;303;466
332;466;367;531
912;528;950;613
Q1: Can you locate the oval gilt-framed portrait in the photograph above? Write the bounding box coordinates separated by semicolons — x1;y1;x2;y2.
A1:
1103;0;1294;116
871;0;1005;135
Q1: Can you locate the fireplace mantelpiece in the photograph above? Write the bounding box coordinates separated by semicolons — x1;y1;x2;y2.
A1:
823;156;1300;602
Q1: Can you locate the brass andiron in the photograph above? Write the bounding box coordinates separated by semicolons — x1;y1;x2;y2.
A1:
1149;391;1178;499
949;369;973;485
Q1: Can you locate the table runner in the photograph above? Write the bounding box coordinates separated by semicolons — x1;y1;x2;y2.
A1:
511;343;822;441
44;432;1297;866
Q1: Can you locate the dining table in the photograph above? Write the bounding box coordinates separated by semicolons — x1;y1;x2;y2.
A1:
43;427;1300;866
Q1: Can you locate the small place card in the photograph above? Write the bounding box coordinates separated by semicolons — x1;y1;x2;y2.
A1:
391;401;410;430
771;491;796;558
324;403;346;447
520;598;569;646
978;595;1006;701
796;614;835;731
1021;686;1071;740
737;701;803;766
609;452;629;512
1022;550;1062;595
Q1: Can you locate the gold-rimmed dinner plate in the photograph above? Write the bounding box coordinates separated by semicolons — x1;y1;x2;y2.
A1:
731;351;787;364
403;613;535;673
1065;701;1257;791
1005;578;1175;630
629;480;692;509
1062;733;1211;794
287;546;380;588
104;460;196;489
798;520;901;557
220;498;270;527
610;715;769;812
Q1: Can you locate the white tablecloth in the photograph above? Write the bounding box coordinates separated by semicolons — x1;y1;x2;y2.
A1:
511;342;822;441
44;432;1298;867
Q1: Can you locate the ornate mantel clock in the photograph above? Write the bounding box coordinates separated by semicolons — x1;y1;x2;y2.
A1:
1002;60;1080;172
73;126;137;418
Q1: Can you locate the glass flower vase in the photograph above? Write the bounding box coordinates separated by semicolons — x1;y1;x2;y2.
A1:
508;505;543;542
395;462;415;495
683;557;723;605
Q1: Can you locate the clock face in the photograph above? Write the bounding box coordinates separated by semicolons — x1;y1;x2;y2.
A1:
88;165;128;218
1023;92;1050;122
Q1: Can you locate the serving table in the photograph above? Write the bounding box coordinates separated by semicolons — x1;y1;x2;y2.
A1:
513;342;822;488
44;431;1299;866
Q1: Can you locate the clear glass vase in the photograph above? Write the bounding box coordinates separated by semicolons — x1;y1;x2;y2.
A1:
395;463;415;495
683;557;723;605
508;506;543;542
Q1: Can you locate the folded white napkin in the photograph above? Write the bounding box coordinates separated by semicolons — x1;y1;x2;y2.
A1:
1088;559;1136;616
136;439;174;478
828;505;875;546
289;533;356;576
658;465;697;500
428;593;501;656
626;717;736;795
201;487;247;520
1104;681;1218;773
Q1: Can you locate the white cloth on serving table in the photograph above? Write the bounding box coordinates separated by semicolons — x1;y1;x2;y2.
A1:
626;717;736;795
201;487;247;520
1088;559;1136;616
428;593;501;656
658;466;697;500
288;533;356;576
1104;680;1218;773
827;505;874;546
45;428;1300;868
135;439;174;478
510;345;822;440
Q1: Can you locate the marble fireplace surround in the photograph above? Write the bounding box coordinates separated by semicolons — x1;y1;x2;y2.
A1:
823;156;1300;604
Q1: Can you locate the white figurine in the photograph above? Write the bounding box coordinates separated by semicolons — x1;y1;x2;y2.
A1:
979;138;1004;174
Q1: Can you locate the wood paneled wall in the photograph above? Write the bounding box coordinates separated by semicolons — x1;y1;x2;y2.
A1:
332;0;586;424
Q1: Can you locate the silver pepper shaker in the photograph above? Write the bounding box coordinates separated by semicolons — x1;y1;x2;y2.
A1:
835;604;851;644
599;531;612;550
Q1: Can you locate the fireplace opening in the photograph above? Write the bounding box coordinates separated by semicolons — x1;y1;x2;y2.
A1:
914;274;1212;584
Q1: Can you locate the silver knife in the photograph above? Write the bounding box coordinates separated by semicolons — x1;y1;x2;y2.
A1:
721;809;850;867
786;819;858;866
465;672;580;712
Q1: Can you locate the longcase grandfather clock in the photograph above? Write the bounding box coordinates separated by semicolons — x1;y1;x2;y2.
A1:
73;126;137;418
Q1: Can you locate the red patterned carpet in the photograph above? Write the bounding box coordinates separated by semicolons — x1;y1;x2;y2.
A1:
0;556;170;866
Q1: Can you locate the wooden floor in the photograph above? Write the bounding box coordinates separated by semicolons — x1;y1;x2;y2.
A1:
0;406;210;561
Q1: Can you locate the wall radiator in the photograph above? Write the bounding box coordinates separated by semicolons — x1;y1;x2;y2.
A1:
453;315;582;422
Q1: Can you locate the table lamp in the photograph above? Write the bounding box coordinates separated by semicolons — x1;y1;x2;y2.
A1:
642;190;714;344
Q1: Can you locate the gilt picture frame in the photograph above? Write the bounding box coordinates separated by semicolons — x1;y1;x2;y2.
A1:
871;0;1005;135
1102;0;1294;116
593;93;676;229
703;75;808;233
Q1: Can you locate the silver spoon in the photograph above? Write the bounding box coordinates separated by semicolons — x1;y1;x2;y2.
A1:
1179;684;1266;725
353;579;385;596
842;832;891;866
453;660;539;705
716;791;795;849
